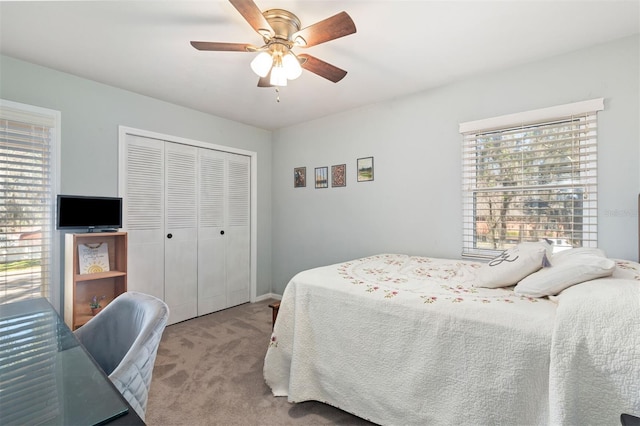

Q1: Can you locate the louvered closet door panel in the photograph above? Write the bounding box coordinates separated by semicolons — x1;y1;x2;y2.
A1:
197;149;226;316
225;153;250;307
164;143;198;324
123;134;165;300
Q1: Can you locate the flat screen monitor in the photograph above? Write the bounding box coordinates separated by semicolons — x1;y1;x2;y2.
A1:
57;195;122;231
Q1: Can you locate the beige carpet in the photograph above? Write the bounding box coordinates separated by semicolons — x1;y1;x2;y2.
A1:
146;299;375;425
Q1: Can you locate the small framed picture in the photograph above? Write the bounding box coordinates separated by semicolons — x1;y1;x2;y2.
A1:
294;167;306;188
357;157;374;182
331;164;346;187
315;167;328;188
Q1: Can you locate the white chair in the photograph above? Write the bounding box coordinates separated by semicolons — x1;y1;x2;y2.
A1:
74;291;169;421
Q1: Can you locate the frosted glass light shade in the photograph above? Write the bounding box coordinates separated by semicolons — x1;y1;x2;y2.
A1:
270;65;287;86
250;52;272;77
283;53;302;80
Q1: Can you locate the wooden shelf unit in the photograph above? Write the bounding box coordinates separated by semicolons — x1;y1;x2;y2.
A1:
64;232;128;330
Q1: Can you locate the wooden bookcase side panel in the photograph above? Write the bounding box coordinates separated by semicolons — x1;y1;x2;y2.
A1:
63;234;76;328
64;232;128;330
113;233;127;274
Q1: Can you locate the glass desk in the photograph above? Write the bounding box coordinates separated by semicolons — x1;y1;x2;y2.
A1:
0;298;144;425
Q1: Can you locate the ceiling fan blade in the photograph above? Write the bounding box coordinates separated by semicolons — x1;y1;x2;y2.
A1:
229;0;274;38
298;54;347;83
190;41;256;52
292;11;356;47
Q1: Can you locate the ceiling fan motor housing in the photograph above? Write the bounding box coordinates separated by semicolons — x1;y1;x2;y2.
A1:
262;9;302;47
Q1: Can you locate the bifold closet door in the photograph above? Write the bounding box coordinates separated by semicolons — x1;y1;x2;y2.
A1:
224;153;250;307
164;143;198;324
123;134;250;324
122;135;165;301
197;150;250;315
197;149;225;315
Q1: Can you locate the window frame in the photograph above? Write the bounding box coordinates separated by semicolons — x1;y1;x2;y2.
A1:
459;98;604;259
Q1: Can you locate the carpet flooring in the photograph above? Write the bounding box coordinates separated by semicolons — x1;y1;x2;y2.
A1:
145;299;375;425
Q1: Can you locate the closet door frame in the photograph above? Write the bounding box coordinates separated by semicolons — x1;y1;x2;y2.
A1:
117;126;258;303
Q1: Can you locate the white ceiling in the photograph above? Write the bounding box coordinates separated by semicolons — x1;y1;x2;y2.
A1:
1;1;638;130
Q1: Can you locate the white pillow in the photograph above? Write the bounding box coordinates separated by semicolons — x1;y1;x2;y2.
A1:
475;242;552;289
551;247;606;261
514;248;615;297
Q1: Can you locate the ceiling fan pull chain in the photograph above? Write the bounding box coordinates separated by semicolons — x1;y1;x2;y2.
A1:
275;87;280;103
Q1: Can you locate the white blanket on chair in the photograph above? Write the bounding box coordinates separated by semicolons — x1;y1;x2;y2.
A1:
549;278;640;425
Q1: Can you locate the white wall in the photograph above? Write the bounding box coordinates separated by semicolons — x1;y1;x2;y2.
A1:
270;35;640;294
0;55;273;307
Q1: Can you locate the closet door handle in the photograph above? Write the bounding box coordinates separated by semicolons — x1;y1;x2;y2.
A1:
220;230;225;235
167;233;173;239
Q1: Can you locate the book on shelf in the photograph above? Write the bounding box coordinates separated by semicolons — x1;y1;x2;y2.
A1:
78;243;110;274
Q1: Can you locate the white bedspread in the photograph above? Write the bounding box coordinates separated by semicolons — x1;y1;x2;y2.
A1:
264;254;558;425
549;278;640;425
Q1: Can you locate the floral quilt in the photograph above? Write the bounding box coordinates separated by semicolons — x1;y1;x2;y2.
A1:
335;254;543;305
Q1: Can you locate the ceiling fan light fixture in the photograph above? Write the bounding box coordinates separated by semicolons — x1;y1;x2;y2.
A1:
270;63;288;86
283;52;302;80
250;51;272;77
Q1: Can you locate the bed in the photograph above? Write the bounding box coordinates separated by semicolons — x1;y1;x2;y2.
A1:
263;248;640;425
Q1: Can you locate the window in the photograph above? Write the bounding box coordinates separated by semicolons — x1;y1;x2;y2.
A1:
460;99;604;259
0;99;59;305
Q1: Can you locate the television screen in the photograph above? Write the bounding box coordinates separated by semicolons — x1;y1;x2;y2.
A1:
57;195;122;230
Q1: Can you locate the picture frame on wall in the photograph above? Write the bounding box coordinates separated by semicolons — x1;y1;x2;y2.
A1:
331;164;346;187
294;167;306;188
315;167;328;188
357;157;374;182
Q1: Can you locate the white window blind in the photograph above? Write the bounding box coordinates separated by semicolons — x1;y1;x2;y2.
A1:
0;100;58;304
460;99;604;259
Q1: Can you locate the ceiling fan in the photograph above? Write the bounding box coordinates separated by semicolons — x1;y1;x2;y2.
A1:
190;0;356;87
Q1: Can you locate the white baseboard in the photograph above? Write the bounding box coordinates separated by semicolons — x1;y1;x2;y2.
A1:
253;292;282;303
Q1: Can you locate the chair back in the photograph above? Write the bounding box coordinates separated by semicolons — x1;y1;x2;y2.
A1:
74;291;169;420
